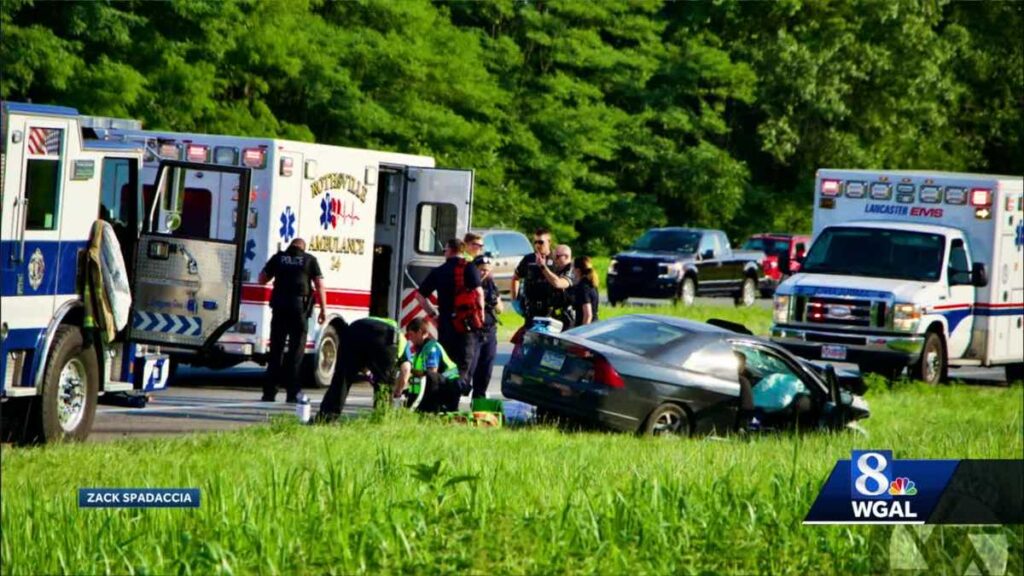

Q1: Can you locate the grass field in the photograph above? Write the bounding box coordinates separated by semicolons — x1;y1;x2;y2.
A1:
2;383;1022;575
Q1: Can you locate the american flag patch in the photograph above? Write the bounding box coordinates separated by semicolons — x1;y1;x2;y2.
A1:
27;127;62;157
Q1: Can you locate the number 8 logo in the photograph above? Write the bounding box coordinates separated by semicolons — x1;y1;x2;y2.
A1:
855;452;890;496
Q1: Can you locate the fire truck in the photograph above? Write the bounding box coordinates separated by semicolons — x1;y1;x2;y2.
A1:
1;102;252;442
771;169;1024;384
94;123;473;389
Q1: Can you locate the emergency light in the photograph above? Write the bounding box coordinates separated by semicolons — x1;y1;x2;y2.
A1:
186;144;209;163
158;142;182;160
970;188;992;207
214;146;239;165
242;147;266;169
821;179;841;197
845;181;866;198
945;187;967;205
280;156;294;177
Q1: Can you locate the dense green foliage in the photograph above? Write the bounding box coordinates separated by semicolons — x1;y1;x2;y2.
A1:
2;384;1022;574
3;0;1021;253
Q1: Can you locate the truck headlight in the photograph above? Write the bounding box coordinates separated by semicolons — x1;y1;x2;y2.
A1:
658;262;683;279
893;303;922;332
608;259;618;276
773;295;790;324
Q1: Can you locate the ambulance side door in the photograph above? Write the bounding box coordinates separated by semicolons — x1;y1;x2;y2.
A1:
130;161;251;350
396;167;473;327
945;237;975;358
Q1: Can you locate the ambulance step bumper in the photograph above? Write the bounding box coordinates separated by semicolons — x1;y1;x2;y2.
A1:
771;325;924;365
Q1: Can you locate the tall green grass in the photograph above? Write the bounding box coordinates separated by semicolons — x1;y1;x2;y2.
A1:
2;384;1022;575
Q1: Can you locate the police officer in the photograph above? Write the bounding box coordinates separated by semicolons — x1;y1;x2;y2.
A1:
258;238;326;402
318;316;411;422
511;228;574;328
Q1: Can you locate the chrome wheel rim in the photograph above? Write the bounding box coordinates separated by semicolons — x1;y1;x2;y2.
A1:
682;281;695;306
742;280;755;306
318;334;337;381
652;410;683;435
58;358;87;432
923;342;940;383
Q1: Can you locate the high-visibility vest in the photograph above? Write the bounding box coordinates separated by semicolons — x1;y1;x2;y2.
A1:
408;339;459;394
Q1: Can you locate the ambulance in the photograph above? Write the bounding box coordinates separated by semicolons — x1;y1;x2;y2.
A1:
94;123;473;388
1;102;245;442
771;169;1024;384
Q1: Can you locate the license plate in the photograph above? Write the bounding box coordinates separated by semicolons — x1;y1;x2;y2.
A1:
539;350;565;371
822;345;847;360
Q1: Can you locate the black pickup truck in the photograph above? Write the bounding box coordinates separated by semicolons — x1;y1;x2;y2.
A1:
606;228;764;307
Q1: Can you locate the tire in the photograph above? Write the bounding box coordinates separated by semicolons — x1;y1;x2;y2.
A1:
642;403;689;437
30;326;99;443
910;331;946;385
309;323;340;389
675;277;696;307
735;277;756;307
1005;363;1024;384
607;291;626;307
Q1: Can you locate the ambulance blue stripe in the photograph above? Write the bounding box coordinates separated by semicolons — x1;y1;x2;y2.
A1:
0;327;46;393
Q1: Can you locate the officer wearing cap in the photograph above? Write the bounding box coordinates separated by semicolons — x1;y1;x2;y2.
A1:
318;316;412;421
258;238;326;402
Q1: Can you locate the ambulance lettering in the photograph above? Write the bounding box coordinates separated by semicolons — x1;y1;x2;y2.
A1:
863;203;943;218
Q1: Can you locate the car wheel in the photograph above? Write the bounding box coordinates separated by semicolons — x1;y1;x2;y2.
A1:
911;331;946;385
735;277;756;307
310;323;340;389
30;326;99;443
676;277;696;307
642;403;689;437
608;292;626;307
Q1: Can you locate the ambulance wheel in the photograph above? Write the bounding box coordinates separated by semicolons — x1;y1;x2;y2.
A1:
675;277;696;307
735;277;757;307
911;331;946;385
310;324;340;389
1005;363;1024;384
31;326;99;443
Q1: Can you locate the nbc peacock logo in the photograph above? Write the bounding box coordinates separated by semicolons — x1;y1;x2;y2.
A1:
889;477;918;496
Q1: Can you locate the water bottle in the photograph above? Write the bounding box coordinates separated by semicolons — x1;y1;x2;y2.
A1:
295;394;311;424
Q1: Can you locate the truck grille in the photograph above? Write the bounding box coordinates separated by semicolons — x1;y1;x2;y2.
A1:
796;297;886;328
616;258;660;280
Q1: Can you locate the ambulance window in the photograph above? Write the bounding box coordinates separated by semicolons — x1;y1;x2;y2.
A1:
25;159;61;230
415;203;457;254
143;185;213;238
948;239;971;285
100;158;137;227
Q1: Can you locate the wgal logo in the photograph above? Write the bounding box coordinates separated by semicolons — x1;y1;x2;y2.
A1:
850;450;918;520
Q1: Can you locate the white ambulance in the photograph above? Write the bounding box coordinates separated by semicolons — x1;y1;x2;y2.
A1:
771;169;1024;383
94;123;473;388
1;102;222;443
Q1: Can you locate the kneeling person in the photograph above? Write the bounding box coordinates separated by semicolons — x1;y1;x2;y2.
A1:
318;317;410;422
403;318;465;413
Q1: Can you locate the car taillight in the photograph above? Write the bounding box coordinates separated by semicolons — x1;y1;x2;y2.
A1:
593;356;624;388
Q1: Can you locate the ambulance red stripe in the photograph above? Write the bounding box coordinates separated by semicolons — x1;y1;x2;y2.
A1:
240;284;371;308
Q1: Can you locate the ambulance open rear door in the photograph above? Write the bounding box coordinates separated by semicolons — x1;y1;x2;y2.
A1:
129;161;252;350
396;167;473;327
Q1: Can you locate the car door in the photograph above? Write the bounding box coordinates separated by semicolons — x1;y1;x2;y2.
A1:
130;161;251;350
696;233;724;292
716;231;745;291
396;167;473;327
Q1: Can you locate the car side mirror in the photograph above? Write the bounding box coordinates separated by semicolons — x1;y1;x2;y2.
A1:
972;262;988;287
824;364;841;404
701;249;715;260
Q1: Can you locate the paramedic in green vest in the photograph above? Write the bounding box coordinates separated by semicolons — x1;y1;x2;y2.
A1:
399;317;464;413
317;316;411;422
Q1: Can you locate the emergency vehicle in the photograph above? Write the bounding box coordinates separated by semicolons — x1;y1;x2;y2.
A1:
1;102;246;442
771;169;1024;384
96;124;473;388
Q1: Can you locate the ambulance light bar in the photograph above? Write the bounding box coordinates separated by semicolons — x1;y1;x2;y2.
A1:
820;179;841;197
186;144;209;163
969;188;992;207
214;146;239;165
242;147;266;168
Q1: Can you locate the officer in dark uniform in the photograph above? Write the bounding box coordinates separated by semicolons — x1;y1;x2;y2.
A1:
511;228;574;328
258;238;326;402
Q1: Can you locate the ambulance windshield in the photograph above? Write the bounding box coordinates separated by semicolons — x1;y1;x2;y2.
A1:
801;227;945;282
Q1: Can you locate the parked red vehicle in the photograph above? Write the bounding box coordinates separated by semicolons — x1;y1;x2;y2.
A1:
743;233;811;296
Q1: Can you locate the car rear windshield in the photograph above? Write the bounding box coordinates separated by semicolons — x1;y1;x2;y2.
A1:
800;227;945;282
743;237;790;257
632;230;700;253
568;317;692;356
